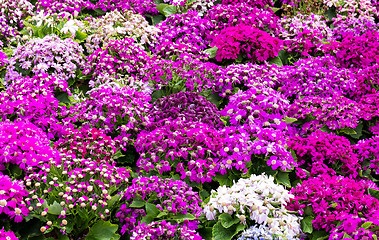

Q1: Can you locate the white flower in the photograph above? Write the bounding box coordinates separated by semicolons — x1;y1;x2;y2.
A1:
61;20;79;37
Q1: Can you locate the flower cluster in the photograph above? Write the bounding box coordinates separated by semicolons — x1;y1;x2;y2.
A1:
211;24;282;62
354;135;379;175
222;87;297;171
85;10;160;53
331;15;379;41
116;176;202;235
153;11;214;58
148;91;223;130
63;84;151;146
221;0;272;8
5;34;85;84
0;228;19;240
35;0;92;14
288;130;361;177
83;38;151;87
0;121;59;172
0;175;29;223
205;3;280;35
25;154;130;236
287;174;379;233
279;14;332;57
0;74;65;132
324;0;379;17
204;174;303;239
130;221;203;240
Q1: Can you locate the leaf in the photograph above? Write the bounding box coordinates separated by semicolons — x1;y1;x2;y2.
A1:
47;201;63;215
311;230;329;240
340;127;357;135
204;47;218;58
85;221;120;240
76;31;88;41
301;216;314;234
269;56;283;66
145;203;159;218
282;116;297;124
93;8;107;15
129;198;146;208
275;171;291;188
156;211;168;218
343;233;353;239
361;221;373;230
162;5;177;17
156;3;169;13
350;123;363;139
152;15;164;25
368;188;379;200
171;213;196;221
212;222;240;240
219;213;240;228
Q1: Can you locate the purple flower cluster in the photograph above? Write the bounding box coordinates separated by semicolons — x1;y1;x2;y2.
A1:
83;38;151;87
116;176;202;235
0;174;29;223
0;228;19;240
329;214;379;240
5;34;84;84
288;174;379;233
211;24;282;62
0;121;59;171
355;135;379;175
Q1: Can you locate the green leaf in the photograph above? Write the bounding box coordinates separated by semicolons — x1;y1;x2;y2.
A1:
156;3;169;13
129;198;146;208
47;201;63;215
156;211;168;218
85;221;120;240
162;5;177;17
269;56;283;66
340;127;357;135
219;213;240;228
369;188;379;200
269;7;280;12
145;203;159;218
301;216;314;234
76;31;88;41
152;15;164;25
361;221;373;230
204;47;218;58
311;230;329;240
93;8;107;15
275;171;291;188
282;116;297;124
343;233;353;239
212;222;235;240
170;213;196;221
350;123;363;139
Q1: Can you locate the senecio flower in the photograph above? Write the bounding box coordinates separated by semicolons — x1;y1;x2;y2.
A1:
0;228;19;240
0;175;29;223
211;24;282;62
204;174;303;240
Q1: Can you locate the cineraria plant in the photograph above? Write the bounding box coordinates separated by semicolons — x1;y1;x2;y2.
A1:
205;3;280;35
148;91;223;130
0;121;60;174
152;11;214;59
287;174;379;234
221;0;272;8
0;174;29;223
0;74;67;132
63;84;151;147
324;0;379;18
221;87;297;171
288;130;361;178
0;228;19;240
130;221;203;240
5;34;85;85
83;38;152;87
354;135;379;178
116;176;202;235
211;24;282;63
135;120;224;183
84;9;160;53
279;14;332;58
35;0;92;14
204;174;303;240
331;15;379;41
25;154;130;238
354;64;379;97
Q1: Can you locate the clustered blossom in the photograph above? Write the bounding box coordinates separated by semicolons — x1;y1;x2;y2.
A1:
288;174;379;233
135;120;223;183
83;38;151;87
116;176;202;235
279;14;332;57
148;91;223;130
0;121;59;171
35;0;92;14
0;74;66;132
204;174;303;239
205;3;280;35
331;15;379;41
0;175;29;223
25;154;130;235
130;221;203;240
153;11;214;58
54;125;118;162
211;24;282;62
85;10;160;53
63;84;151;146
221;0;272;8
237;225;280;240
222;87;297;171
329;214;379;240
288;130;361;177
354;135;379;175
323;0;379;17
5;34;85;84
0;228;19;240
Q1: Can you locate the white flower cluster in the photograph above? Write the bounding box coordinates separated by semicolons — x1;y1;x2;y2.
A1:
85;9;161;53
323;0;378;17
204;174;302;240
